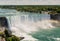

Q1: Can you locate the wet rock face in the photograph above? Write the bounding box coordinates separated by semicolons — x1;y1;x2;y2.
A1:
50;14;60;20
0;17;8;27
0;17;9;33
50;14;60;27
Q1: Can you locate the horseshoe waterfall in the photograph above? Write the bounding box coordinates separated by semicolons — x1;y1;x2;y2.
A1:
0;9;60;41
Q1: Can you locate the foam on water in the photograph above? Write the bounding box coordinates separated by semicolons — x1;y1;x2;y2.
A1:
6;12;54;41
0;9;58;41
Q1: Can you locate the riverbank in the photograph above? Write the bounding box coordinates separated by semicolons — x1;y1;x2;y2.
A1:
0;5;60;14
0;28;24;41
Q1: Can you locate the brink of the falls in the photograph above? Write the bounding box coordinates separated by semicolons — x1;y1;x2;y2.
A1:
0;9;60;41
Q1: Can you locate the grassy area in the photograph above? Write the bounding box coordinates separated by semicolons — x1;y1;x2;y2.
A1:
0;5;60;14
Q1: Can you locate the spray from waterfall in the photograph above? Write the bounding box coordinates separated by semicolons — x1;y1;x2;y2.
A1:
0;9;58;41
6;12;57;41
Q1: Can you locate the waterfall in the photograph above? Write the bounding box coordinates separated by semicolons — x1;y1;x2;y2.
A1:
0;9;57;41
6;12;53;41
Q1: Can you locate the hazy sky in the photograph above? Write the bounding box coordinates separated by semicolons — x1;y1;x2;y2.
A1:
0;0;60;5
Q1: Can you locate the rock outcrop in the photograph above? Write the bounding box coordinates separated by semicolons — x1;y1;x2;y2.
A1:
50;13;60;21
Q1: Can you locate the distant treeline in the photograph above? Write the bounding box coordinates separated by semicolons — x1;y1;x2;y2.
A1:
0;5;60;14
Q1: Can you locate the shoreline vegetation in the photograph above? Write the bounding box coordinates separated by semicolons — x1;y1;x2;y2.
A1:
0;5;60;41
0;5;60;14
0;28;24;41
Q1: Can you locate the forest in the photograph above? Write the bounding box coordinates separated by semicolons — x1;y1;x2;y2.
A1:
0;5;60;14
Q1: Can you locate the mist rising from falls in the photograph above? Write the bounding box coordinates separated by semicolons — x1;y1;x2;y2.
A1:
9;14;51;32
0;9;59;41
7;12;55;41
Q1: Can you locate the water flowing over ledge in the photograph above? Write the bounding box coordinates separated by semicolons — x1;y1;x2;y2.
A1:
0;9;60;41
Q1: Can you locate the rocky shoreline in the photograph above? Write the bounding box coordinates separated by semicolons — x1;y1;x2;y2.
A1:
0;28;24;41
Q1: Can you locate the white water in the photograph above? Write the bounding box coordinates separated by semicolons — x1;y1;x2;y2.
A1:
7;12;53;41
0;9;55;41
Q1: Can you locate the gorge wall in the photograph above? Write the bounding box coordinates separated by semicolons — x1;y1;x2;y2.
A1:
50;14;60;21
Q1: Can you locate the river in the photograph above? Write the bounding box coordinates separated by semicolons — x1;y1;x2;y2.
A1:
0;8;60;41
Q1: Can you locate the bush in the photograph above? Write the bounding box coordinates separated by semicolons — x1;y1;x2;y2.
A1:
6;35;20;41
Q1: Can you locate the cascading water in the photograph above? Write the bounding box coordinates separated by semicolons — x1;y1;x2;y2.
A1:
7;13;51;41
0;9;60;41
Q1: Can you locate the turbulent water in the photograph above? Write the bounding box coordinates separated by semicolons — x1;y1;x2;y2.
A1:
0;9;60;41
